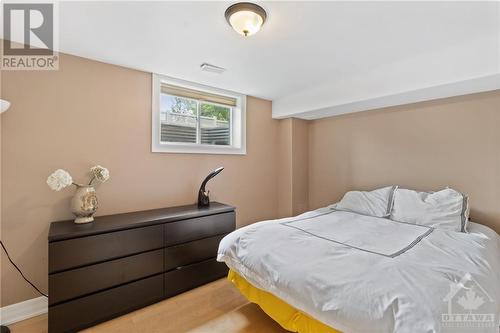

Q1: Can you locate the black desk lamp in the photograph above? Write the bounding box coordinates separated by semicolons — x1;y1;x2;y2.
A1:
198;167;224;207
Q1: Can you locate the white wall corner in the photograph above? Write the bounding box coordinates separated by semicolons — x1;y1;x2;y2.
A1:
0;296;48;326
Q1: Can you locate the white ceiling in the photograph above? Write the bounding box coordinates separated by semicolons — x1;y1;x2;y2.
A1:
7;1;500;119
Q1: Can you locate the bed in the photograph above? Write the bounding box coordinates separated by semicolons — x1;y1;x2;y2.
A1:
217;197;500;333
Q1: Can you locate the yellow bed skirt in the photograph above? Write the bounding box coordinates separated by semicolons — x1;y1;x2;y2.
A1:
227;270;342;333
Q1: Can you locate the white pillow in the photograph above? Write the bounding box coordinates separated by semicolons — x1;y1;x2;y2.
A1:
332;186;397;218
390;188;469;232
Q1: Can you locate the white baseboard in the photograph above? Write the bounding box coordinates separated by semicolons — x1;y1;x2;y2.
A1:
0;297;48;325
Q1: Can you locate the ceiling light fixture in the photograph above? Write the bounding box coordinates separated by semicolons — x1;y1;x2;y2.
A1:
225;2;267;37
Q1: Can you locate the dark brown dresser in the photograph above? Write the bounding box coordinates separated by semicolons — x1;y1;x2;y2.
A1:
48;202;235;333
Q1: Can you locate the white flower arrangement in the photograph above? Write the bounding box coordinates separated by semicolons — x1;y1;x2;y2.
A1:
47;165;110;191
46;169;73;191
89;165;110;184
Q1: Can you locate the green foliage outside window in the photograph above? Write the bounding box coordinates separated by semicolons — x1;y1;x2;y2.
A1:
171;97;230;121
200;103;230;121
170;97;196;115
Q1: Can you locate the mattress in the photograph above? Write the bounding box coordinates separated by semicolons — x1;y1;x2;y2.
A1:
217;207;500;333
228;269;341;333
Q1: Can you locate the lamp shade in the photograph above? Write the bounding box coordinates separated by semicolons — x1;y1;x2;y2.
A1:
0;99;11;113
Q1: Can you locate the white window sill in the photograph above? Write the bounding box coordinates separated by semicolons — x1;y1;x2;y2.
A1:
152;142;246;155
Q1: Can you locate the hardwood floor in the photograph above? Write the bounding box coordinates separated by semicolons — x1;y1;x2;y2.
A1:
9;278;288;333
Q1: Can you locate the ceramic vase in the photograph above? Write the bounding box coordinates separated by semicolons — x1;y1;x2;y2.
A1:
71;185;98;224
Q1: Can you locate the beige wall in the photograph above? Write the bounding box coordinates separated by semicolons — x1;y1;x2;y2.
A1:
277;118;309;217
0;53;282;306
291;119;309;216
0;70;4;307
277;119;293;217
309;90;500;234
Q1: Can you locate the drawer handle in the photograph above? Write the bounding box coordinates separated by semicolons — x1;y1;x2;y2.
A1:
173;257;216;271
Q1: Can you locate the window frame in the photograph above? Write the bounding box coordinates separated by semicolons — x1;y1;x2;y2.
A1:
198;99;233;146
152;74;246;155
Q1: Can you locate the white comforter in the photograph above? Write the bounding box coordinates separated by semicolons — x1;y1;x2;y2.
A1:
217;207;500;333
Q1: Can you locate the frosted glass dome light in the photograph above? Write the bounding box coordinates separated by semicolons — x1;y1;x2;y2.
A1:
225;3;267;37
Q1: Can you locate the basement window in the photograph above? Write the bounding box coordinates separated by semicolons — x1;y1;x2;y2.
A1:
152;74;246;154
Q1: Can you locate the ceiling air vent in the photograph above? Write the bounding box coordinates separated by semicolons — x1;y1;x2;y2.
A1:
200;63;226;74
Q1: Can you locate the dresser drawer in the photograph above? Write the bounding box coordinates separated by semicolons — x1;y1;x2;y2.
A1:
165;234;226;271
165;212;235;246
49;224;163;273
49;249;164;305
49;274;163;333
164;258;228;298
